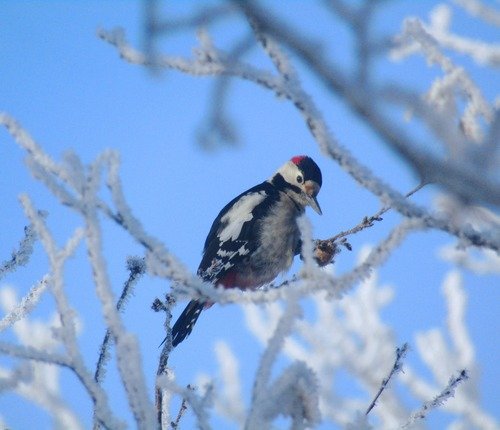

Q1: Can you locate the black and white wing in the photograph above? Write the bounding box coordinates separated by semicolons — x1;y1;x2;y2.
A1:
197;181;278;283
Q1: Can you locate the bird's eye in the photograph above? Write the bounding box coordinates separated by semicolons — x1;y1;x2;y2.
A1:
296;175;303;183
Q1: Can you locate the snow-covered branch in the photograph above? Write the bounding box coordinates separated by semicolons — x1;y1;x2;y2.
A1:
2;1;498;428
0;224;37;281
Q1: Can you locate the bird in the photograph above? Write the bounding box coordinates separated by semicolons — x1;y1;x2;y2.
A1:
166;155;323;348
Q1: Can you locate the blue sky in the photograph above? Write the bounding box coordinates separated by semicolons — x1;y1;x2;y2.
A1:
1;1;499;429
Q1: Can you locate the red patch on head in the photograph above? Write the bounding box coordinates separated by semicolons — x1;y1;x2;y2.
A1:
291;155;307;165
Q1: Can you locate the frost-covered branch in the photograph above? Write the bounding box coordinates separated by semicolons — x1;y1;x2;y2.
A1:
395;17;493;143
318;182;426;260
453;0;500;29
156;376;212;430
1;113;157;429
170;388;191;429
233;1;499;205
0;275;49;332
144;1;235;41
0;287;116;430
0;224;37;280
0;348;82;430
196;34;255;149
242;255;495;428
153;294;176;429
401;370;469;429
366;343;409;416
399;270;498;429
392;4;500;68
0;340;71;368
2;1;498;427
440;244;500;274
82;156;156;429
99;5;500;253
17;196;124;430
245;295;320;429
94;256;146;387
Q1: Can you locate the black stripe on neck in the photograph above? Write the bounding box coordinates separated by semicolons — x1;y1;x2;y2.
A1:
270;173;303;212
271;173;301;194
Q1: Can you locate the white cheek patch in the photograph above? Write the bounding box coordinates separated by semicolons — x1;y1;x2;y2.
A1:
276;162;297;184
219;191;266;242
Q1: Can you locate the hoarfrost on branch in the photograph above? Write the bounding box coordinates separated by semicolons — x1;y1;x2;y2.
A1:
1;1;499;429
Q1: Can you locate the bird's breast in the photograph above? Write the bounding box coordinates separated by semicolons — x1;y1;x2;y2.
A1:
248;197;302;282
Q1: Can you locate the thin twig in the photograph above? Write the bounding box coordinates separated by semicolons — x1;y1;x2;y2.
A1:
170;385;193;429
154;295;175;428
0;275;50;332
312;182;426;266
197;33;256;148
366;343;409;416
329;182;426;244
153;4;236;35
0;223;37;281
94;256;146;385
98;23;500;251
401;369;469;428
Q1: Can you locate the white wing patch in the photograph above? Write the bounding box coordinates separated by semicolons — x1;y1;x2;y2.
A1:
218;191;266;242
216;244;249;258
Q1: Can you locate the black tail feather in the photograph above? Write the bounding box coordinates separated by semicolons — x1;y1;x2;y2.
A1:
161;300;204;348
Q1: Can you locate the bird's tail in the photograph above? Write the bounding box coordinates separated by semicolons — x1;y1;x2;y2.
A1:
161;300;205;348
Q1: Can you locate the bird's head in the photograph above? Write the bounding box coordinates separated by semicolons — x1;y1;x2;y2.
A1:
272;155;322;215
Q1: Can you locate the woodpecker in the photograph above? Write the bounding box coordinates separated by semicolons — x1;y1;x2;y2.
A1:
167;155;322;347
